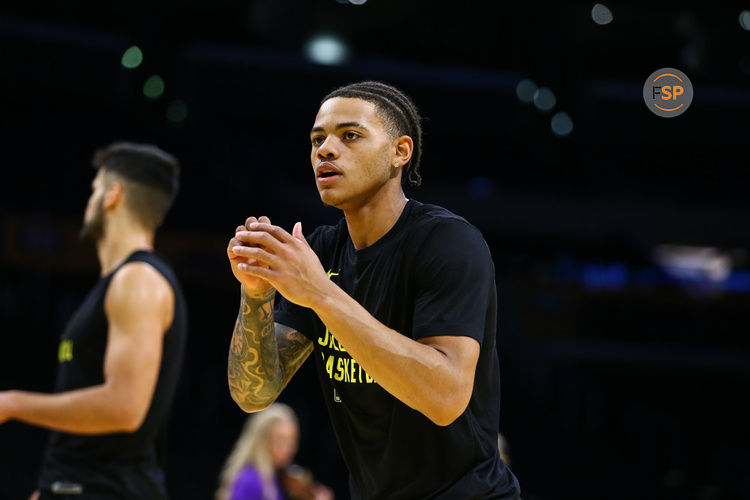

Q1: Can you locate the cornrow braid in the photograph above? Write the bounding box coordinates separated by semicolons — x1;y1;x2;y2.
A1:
321;81;423;187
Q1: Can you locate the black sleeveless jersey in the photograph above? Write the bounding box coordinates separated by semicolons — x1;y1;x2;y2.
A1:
38;251;187;499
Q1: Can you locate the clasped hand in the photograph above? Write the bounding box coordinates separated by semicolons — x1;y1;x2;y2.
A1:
227;216;330;309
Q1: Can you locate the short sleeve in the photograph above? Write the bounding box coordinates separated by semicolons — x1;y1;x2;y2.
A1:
274;295;315;341
411;220;494;343
230;466;264;500
273;225;330;341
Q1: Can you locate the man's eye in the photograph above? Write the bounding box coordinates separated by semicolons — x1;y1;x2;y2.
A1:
311;136;324;146
344;131;359;141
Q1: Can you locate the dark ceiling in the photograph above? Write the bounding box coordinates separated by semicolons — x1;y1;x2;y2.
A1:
0;1;747;242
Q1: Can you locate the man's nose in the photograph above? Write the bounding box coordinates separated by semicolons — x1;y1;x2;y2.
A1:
317;136;339;160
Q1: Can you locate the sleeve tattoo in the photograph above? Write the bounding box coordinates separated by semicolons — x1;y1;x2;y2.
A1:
228;290;313;411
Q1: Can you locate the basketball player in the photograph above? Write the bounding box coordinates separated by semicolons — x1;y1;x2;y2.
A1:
226;82;520;499
0;143;187;499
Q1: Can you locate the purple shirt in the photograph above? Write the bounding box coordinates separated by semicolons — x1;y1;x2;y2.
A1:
231;466;283;500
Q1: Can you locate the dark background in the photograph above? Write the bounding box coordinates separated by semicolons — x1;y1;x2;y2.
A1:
1;1;749;499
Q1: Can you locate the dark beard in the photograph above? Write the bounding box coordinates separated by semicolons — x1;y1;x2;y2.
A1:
79;199;105;242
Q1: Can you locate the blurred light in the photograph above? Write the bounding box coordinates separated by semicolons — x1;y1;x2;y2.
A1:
533;87;556;111
582;264;628;290
305;35;349;65
515;79;537;103
722;271;750;292
349;0;368;4
121;45;143;69
591;4;613;25
166;99;188;123
653;245;732;291
550;112;574;136
143;75;165;99
740;10;750;31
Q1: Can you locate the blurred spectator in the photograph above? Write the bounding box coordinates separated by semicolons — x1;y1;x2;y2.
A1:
498;433;512;466
216;403;333;500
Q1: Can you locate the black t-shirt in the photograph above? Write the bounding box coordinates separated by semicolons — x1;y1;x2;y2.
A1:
275;200;520;500
38;251;188;499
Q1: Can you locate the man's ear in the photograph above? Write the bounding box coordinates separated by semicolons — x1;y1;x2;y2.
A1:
102;181;123;210
393;135;414;170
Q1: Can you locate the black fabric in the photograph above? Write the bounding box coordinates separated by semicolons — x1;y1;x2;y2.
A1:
38;251;188;500
38;484;121;500
275;200;521;500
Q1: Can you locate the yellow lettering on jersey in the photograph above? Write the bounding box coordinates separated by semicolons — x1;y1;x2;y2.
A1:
318;327;347;352
324;352;334;379
321;351;375;385
327;329;347;352
334;357;344;381
58;339;73;363
318;327;330;347
318;270;345;351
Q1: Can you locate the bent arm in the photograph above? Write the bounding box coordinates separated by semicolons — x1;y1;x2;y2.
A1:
228;287;312;412
313;282;480;426
230;221;482;425
0;263;173;434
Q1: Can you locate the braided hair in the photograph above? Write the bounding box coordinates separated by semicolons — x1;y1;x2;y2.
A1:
321;81;423;187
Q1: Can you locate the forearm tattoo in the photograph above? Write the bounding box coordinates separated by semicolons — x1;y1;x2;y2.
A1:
276;323;313;388
228;290;312;410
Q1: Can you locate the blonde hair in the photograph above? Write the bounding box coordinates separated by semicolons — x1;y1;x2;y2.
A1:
498;432;511;466
215;403;298;500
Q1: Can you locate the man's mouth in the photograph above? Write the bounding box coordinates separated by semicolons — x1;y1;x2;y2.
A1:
316;163;343;183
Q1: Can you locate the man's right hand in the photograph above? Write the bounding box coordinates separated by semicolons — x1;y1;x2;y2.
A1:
228;216;275;298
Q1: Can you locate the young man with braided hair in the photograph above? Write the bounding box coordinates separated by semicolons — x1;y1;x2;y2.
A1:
226;81;521;499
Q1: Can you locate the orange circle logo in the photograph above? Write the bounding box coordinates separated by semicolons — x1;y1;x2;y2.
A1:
643;68;693;118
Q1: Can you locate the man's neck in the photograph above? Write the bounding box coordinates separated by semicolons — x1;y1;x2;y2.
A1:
343;187;408;250
96;223;154;276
